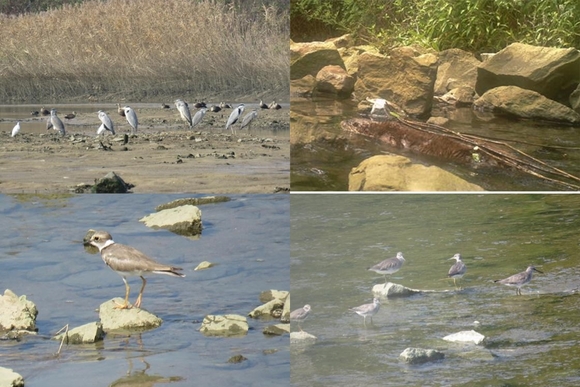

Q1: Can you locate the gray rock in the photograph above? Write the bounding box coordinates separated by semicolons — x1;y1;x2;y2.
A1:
443;330;486;345
98;298;163;332
434;48;481;94
259;290;289;304
248;298;285;319
53;322;105;344
139;205;202;236
426;116;450;127
372;282;422;298
0;289;38;332
290;331;317;344
194;261;214;271
155;196;230;211
281;294;290;323
315;65;355;98
262;324;290;336
227;354;248;364
199;314;249;337
400;347;445;364
0;367;24;387
92;171;133;193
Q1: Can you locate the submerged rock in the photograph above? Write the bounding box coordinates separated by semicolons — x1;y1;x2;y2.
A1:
0;367;24;387
98;298;163;332
0;289;38;332
443;330;486;345
400;347;445;364
290;330;317;344
227;354;248;364
155;196;230;211
139;205;202;237
53;322;105;344
199;314;249;337
263;324;290;336
372;282;422;298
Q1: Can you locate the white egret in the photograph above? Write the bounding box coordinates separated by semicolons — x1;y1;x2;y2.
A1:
123;106;138;135
11;121;21;137
174;99;192;128
192;108;207;128
225;103;245;134
98;110;115;135
46;109;66;136
240;109;258;132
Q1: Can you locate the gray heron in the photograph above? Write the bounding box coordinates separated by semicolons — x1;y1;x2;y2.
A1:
98;110;115;135
46;109;66;136
123;106;138;135
11;121;21;137
174;99;192;128
240;109;258;132
225;103;245;134
192;108;207;128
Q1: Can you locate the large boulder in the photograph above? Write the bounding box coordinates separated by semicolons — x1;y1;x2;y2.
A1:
290;41;345;80
434;48;481;94
139;204;202;237
98;298;163;332
476;43;580;102
348;155;484;191
354;47;438;117
0;289;37;332
0;367;24;387
338;45;381;77
570;84;580;113
474;85;580;124
315;65;355;98
199;314;249;337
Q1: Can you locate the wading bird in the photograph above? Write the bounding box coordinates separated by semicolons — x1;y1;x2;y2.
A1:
225;103;245;134
97;110;115;135
240;109;258;132
117;103;126;117
494;265;543;295
64;111;76;120
447;253;466;288
46;109;65;136
350;298;380;327
368;252;406;283
268;100;281;110
192;108;207;128
290;304;311;331
11;121;21;137
174;99;192;128
123;106;138;135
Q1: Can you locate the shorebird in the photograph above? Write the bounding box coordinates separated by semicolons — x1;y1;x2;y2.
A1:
368;252;405;283
117;103;126;117
123;106;138;135
64;111;76;120
192;108;207;128
97;110;115;135
175;99;192;128
161;103;170;109
225;103;245;134
350;298;380;326
290;304;311;331
259;100;269;109
87;230;185;309
11;121;21;137
494;265;543;295
268;100;281;110
240;109;258;132
31;110;39;116
46;109;65;136
448;253;466;288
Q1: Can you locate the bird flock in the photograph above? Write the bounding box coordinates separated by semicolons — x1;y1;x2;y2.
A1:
291;253;544;330
8;99;283;138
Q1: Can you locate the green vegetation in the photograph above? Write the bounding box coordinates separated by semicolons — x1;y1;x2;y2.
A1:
0;0;289;102
291;0;580;52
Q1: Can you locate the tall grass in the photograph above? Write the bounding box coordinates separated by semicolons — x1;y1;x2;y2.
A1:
0;0;289;102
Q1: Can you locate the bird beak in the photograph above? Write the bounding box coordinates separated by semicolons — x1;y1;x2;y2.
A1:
533;268;543;274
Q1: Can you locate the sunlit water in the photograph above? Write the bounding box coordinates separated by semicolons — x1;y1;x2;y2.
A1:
291;194;580;386
291;98;580;191
0;194;289;387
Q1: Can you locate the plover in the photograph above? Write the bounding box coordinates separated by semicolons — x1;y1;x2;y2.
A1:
448;253;467;288
494;265;542;295
368;252;405;283
290;304;311;331
87;230;185;309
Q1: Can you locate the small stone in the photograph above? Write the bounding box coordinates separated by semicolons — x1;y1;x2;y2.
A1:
263;324;290;336
199;314;249;337
227;354;247;363
139;205;202;236
0;289;38;332
400;347;445;364
290;331;317;343
53;322;105;344
443;330;486;345
194;261;214;271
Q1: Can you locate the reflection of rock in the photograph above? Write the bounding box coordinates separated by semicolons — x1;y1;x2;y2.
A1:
199;314;249;337
139;205;202;237
349;155;484;192
0;367;24;387
400;347;445;364
0;289;38;332
443;330;486;345
53;322;105;344
155;196;230;211
99;298;162;332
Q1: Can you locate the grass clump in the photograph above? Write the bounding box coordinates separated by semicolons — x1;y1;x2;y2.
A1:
0;0;289;102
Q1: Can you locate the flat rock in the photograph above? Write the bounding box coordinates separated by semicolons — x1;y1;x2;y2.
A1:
0;367;24;387
0;289;38;332
280;294;290;323
290;331;317;344
139;204;202;236
443;330;486;345
53;322;105;344
199;314;249;337
259;290;289;303
98;298;163;332
155;196;230;211
400;347;445;364
263;324;290;336
372;282;422;298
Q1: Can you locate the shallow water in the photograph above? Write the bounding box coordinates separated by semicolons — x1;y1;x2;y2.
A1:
291;194;580;386
291;98;580;191
0;193;289;387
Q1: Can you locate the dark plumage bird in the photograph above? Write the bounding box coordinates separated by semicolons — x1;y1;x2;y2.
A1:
64;111;76;120
259;100;269;109
31;110;39;116
40;106;50;116
161;103;170;109
219;102;232;109
268;100;281;110
210;105;221;113
193;102;206;108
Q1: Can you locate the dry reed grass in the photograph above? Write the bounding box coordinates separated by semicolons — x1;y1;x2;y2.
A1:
0;0;289;102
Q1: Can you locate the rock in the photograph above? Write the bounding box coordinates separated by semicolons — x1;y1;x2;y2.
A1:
155;196;230;211
325;33;354;49
0;289;38;332
248;298;285;319
262;324;290;336
194;261;214;271
372;282;422;298
290;330;317;344
53;322;105;344
400;348;445;364
443;330;486;345
348;155;484;191
139;205;202;236
98;298;163;332
315;65;355;98
259;290;289;304
338;45;380;77
571;84;580;113
290;74;317;97
92;171;133;193
227;354;248;364
426;116;450;126
0;367;24;387
434;48;481;94
434;86;476;106
199;314;249;337
474;85;580;124
281;294;290;323
290;41;345;80
476;43;580;102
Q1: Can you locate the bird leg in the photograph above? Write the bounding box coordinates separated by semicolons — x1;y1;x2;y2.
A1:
134;276;147;308
114;277;132;309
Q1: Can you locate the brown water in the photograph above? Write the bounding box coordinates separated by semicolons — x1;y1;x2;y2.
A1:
0;194;289;387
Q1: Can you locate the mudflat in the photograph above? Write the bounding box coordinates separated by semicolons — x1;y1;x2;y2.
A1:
0;106;289;194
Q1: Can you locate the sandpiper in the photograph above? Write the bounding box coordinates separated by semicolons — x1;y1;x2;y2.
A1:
448;253;467;288
290;304;311;331
368;252;405;283
350;298;380;326
494;265;542;295
87;230;185;309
